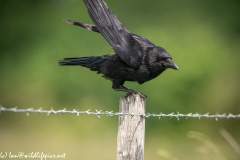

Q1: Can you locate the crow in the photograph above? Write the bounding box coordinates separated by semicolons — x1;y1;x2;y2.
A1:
59;0;178;98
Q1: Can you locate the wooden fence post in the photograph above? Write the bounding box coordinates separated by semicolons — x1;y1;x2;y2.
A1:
116;94;146;160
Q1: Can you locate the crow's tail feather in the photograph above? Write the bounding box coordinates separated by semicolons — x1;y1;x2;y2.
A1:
58;55;111;71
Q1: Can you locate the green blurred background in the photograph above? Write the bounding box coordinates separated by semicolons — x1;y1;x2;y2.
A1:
0;0;240;159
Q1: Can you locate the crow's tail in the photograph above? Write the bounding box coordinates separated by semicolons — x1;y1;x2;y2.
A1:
59;54;111;71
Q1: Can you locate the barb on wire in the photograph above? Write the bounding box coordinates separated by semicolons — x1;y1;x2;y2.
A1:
0;105;239;120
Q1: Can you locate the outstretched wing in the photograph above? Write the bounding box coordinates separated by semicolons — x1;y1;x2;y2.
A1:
64;20;156;49
83;0;142;69
64;20;100;33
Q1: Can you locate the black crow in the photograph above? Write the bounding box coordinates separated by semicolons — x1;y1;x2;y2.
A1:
59;0;178;98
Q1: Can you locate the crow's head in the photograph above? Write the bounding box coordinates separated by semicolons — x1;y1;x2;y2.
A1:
155;47;178;70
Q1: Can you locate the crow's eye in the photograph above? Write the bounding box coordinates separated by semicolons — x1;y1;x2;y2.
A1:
158;57;167;62
157;57;163;61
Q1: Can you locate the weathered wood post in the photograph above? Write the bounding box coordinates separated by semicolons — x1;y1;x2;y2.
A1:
116;94;146;160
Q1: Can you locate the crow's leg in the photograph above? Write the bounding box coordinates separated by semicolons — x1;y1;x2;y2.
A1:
112;81;147;99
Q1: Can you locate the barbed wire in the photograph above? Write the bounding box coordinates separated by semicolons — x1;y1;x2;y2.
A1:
0;105;239;121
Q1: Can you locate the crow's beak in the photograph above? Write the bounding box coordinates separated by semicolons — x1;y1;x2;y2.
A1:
165;58;178;70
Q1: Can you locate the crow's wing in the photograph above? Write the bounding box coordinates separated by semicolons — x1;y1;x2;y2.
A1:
64;20;100;33
83;0;142;69
64;20;156;49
